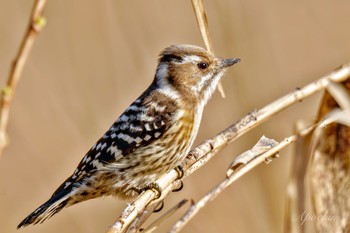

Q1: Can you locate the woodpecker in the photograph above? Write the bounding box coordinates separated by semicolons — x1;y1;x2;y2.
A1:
18;44;240;228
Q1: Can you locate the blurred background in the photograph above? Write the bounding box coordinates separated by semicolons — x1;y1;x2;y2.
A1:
1;1;350;232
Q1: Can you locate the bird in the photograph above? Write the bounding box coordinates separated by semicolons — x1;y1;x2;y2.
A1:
17;44;240;228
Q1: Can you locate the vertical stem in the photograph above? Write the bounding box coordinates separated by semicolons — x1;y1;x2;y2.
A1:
0;0;47;155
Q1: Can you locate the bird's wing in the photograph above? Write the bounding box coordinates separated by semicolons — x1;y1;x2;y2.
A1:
52;95;176;196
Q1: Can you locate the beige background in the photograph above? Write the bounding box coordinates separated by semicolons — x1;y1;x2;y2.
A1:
1;1;350;233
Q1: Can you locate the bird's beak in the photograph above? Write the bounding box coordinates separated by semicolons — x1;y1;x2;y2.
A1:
220;58;241;68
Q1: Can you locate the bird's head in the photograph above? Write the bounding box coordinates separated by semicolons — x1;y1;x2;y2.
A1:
155;44;240;107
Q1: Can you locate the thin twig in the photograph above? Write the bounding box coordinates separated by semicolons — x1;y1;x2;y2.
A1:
191;0;226;98
0;0;47;155
126;180;184;233
141;199;189;233
169;126;315;233
191;0;213;53
106;64;350;233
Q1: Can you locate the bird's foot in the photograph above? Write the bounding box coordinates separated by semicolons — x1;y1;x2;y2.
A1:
153;201;164;212
172;180;183;192
143;182;162;199
174;165;184;179
172;165;184;192
141;183;164;212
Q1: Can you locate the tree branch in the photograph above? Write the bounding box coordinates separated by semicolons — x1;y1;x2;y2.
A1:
0;0;47;155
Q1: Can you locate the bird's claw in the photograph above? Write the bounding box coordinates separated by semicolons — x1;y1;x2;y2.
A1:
172;165;184;192
175;165;184;179
172;180;183;192
143;183;162;200
153;201;164;212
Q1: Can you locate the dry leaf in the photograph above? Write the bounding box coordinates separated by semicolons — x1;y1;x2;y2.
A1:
227;135;278;175
308;79;350;232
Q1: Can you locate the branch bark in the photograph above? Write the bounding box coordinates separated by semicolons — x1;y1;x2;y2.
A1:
0;0;47;155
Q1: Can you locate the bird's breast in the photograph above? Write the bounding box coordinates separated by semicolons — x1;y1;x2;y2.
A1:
135;108;196;173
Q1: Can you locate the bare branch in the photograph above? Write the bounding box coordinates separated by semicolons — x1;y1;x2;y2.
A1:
106;64;350;233
169;126;314;233
0;0;47;155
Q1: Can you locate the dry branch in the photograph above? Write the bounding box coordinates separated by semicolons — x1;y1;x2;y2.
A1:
191;0;226;97
191;0;213;53
0;0;47;155
106;64;350;233
170;127;314;233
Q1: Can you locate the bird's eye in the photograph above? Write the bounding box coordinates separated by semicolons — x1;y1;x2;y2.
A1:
197;62;209;70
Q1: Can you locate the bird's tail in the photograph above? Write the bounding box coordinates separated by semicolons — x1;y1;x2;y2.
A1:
17;188;73;229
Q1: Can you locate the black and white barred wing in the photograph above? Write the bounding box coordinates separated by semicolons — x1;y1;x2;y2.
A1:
53;98;175;194
18;91;178;228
